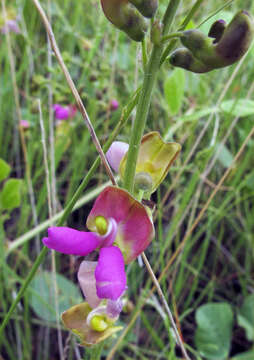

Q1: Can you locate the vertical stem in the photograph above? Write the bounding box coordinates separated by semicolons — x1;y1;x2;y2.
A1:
123;0;181;192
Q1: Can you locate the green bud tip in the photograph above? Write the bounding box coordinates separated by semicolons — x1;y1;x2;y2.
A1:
134;172;153;192
129;0;158;19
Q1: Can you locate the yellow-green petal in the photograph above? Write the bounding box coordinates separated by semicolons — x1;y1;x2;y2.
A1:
61;302;122;347
119;131;181;194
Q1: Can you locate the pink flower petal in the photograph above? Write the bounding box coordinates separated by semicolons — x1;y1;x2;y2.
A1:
106;141;129;172
53;104;69;120
109;99;119;111
78;261;101;308
42;227;100;256
87;186;133;226
95;246;126;300
87;187;154;263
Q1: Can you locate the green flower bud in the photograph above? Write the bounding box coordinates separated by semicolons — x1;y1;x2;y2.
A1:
134;172;153;192
180;30;216;67
180;11;254;69
208;19;226;43
215;10;254;66
129;0;158;18
169;48;212;73
101;0;147;41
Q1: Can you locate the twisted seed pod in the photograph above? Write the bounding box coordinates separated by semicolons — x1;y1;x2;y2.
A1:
101;0;147;41
169;48;212;73
129;0;158;18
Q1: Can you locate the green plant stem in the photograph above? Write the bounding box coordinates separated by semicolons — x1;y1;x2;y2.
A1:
0;89;139;338
160;0;204;66
123;0;181;193
161;32;183;42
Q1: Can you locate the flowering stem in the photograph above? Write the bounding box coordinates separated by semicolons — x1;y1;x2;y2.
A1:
160;0;204;66
0;88;140;338
161;32;183;42
123;0;181;193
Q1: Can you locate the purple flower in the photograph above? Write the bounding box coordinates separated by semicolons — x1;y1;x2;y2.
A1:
1;19;20;34
95;246;127;300
78;247;127;307
53;104;77;120
106;141;129;172
109;99;119;111
43;186;154;264
43;187;154;300
19;120;30;130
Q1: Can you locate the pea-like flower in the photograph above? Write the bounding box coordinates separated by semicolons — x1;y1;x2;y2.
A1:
53;104;77;120
60;248;126;346
43;186;154;345
106;131;181;195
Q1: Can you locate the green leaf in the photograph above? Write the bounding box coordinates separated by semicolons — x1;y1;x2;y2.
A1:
195;303;233;360
215;143;234;168
0;158;11;182
237;294;254;342
29;271;82;322
220;99;254;117
231;351;254;360
164;68;185;115
0;178;22;211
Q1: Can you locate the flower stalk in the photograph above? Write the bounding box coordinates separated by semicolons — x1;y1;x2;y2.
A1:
123;0;181;193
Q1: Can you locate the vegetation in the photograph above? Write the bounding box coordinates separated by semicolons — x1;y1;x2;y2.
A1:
1;0;254;359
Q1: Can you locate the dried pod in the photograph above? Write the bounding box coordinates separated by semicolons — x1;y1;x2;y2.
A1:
129;0;158;18
169;48;212;73
101;0;147;41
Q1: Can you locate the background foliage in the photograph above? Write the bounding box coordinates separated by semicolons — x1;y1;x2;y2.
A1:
1;0;254;358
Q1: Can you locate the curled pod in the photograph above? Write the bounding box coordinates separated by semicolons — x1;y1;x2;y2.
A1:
101;0;147;41
129;0;158;18
169;48;212;73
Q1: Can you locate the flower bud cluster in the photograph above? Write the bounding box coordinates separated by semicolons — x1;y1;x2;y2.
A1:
169;11;254;73
101;0;158;41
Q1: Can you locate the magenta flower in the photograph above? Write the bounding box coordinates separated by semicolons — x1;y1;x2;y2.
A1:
43;186;154;264
109;99;119;111
53;104;77;120
43;186;154;346
19;120;30;130
77;246;127;305
1;19;20;34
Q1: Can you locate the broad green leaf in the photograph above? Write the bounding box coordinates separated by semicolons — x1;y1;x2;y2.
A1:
195;303;233;360
29;271;82;322
216;143;234;168
220;99;254;117
237;294;254;342
0;158;11;182
164;68;185;115
0;178;22;211
232;351;254;360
